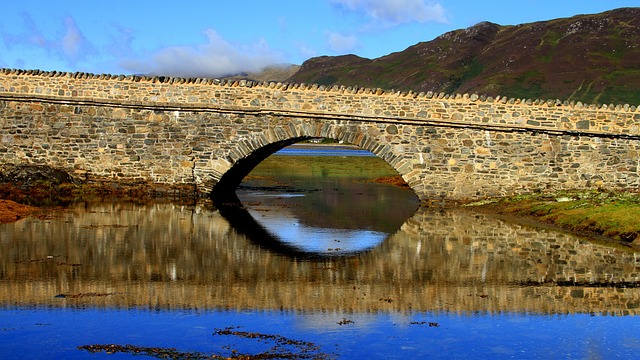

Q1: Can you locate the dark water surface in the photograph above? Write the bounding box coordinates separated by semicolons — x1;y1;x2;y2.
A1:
2;145;640;359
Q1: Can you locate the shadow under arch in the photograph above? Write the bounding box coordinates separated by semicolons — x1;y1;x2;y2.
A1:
211;136;314;202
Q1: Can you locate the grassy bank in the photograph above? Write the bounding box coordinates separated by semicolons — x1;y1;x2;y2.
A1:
467;189;640;247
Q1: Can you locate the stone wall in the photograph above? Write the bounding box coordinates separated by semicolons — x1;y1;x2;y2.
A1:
1;69;639;201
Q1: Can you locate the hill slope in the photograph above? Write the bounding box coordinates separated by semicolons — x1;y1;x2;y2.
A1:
288;8;640;105
223;64;300;83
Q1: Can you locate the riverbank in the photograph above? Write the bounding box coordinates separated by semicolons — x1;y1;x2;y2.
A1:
465;189;640;249
0;178;197;223
0;199;39;223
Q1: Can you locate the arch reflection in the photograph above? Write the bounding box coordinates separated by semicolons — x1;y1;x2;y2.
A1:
219;142;420;258
216;196;392;259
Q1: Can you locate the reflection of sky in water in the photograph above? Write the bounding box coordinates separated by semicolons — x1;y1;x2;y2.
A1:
3;308;640;359
247;207;387;255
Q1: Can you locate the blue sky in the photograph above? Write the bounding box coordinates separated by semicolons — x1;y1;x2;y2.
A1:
1;1;638;77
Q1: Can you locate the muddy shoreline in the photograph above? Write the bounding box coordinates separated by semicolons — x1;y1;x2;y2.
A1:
0;199;39;223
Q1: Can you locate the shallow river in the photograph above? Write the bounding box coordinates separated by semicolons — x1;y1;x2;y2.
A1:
2;145;640;359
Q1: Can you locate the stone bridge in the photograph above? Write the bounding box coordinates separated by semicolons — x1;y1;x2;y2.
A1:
1;68;639;202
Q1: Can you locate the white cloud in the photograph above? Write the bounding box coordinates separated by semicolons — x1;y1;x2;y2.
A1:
60;17;95;65
298;45;318;60
331;0;447;27
106;24;134;58
62;17;83;60
120;29;285;78
2;14;94;66
326;31;359;53
2;13;49;50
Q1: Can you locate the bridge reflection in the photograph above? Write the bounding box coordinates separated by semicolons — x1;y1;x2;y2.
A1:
1;200;639;314
215;198;385;258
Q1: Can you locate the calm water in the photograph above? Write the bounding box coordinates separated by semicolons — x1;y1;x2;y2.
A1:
1;145;640;359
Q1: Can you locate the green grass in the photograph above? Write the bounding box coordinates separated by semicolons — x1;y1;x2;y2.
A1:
315;75;338;86
489;70;545;100
472;189;640;245
247;155;400;180
537;30;562;63
547;203;640;240
596;69;640;105
444;58;484;94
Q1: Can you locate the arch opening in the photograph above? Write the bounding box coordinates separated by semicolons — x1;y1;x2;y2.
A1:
210;136;314;202
216;136;420;257
208;127;420;204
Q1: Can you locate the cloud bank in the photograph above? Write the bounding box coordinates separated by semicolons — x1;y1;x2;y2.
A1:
2;14;284;77
120;29;285;78
2;2;448;76
331;0;447;26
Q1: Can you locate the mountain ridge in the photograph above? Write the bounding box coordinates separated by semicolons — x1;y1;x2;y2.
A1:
287;8;640;105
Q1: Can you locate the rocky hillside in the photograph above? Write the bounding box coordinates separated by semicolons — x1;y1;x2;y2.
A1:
288;8;640;105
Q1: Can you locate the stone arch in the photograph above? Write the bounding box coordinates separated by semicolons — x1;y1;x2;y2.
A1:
205;119;419;202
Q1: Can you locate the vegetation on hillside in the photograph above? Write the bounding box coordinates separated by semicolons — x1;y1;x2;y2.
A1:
287;8;640;105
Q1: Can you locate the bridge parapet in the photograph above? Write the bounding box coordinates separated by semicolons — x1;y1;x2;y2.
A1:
1;69;639;138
